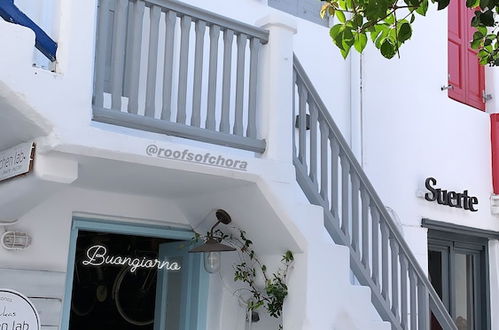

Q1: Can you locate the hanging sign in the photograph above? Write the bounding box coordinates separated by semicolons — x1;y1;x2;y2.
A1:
0;142;35;183
0;289;40;330
424;177;478;212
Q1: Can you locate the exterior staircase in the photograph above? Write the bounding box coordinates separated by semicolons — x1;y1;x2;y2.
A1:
291;55;457;330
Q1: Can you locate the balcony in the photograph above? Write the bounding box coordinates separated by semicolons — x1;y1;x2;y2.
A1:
92;0;268;153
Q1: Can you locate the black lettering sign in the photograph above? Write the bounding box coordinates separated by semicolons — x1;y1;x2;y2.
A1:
424;177;478;212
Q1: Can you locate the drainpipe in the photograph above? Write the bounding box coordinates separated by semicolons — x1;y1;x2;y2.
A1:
349;48;363;166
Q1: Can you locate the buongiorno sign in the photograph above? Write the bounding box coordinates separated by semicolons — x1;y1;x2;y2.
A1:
0;142;35;183
82;245;182;273
0;289;40;330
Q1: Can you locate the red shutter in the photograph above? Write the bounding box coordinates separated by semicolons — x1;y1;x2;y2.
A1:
448;0;485;110
491;114;499;194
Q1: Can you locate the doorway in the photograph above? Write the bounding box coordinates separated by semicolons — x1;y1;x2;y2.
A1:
428;230;490;330
61;218;209;330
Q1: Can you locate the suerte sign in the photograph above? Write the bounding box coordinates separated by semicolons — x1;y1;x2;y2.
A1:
424;177;478;212
0;142;35;183
0;289;40;330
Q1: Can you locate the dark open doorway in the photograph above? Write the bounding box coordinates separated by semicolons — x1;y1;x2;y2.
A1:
428;230;490;330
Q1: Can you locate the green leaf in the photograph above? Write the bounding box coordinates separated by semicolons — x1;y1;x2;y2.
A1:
354;32;368;52
415;0;428;16
341;27;355;49
352;14;363;28
370;25;384;42
330;24;343;40
480;0;489;8
385;14;395;25
473;30;484;40
486;33;496;40
340;46;352;58
466;0;479;8
410;14;416;23
471;37;482;49
480;10;495;26
477;26;488;36
380;38;397;58
436;0;451;10
373;25;390;48
336;10;346;23
398;22;412;43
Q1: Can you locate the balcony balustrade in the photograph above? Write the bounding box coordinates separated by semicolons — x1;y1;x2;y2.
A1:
92;0;268;152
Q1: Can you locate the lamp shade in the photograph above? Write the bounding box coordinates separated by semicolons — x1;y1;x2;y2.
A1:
189;237;236;253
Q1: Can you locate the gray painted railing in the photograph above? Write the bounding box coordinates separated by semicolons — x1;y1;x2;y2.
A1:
92;0;267;153
292;55;457;330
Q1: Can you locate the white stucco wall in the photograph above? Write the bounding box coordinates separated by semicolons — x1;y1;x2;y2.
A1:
361;3;497;276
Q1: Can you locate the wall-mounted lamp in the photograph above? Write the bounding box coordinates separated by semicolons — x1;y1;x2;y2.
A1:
189;209;236;273
0;219;31;250
1;231;31;250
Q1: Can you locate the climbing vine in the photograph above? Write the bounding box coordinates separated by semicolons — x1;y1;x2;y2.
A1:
194;228;294;330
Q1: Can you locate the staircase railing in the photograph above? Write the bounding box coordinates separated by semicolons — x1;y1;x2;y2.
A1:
292;55;457;330
92;0;267;153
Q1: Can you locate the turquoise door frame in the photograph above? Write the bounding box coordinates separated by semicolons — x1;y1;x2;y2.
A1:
60;217;210;330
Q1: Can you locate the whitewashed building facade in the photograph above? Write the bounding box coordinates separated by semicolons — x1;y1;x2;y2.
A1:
0;0;497;329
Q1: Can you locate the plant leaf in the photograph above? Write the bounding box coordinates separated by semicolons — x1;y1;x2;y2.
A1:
354;32;368;52
398;22;412;43
380;38;396;58
336;10;346;23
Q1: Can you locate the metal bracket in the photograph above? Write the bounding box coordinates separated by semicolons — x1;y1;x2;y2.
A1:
483;91;493;103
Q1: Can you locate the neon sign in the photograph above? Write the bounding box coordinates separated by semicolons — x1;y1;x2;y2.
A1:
82;245;181;273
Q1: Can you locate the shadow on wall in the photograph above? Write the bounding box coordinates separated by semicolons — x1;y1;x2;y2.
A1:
333;311;359;330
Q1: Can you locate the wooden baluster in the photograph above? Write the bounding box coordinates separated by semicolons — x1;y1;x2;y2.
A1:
351;172;360;253
309;102;318;185
340;154;350;237
206;25;220;130
144;5;162;118
390;237;400;321
160;10;176;121
400;253;409;329
361;188;370;271
127;0;145;114
234;33;247;135
176;15;192;123
191;20;206;127
220;29;234;133
110;0;128;111
94;0;111;108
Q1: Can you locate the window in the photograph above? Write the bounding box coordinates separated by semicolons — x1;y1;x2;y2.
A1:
428;230;490;330
268;0;328;26
448;0;486;110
